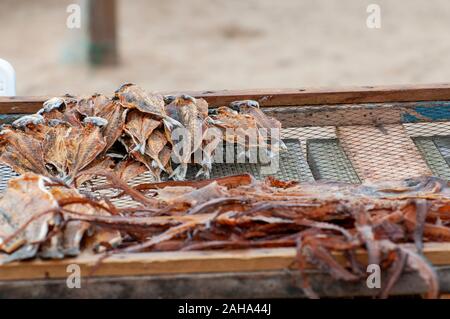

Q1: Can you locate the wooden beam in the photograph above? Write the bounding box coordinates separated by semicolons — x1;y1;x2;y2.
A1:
0;83;450;114
0;243;449;281
2;267;450;298
86;0;118;66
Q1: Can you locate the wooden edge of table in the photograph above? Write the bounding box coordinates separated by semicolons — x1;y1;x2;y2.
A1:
1;83;450;114
1;242;450;281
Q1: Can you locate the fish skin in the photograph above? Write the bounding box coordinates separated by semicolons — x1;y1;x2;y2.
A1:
0;128;48;176
124;110;161;155
210;106;261;147
114;158;148;182
65;123;107;184
156;182;226;207
115;83;166;118
74;156;115;187
167;95;207;180
43;124;71;178
238;102;287;151
145;129;168;172
0;174;58;256
94;99;127;152
148;145;173;180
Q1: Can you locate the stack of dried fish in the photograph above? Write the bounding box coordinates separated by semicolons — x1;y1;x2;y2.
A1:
0;172;449;298
0;84;282;184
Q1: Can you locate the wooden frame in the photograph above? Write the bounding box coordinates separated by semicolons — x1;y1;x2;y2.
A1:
1;83;450;113
1;243;450;282
1;83;450;297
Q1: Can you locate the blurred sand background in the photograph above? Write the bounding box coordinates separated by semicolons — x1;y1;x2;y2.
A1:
0;0;450;96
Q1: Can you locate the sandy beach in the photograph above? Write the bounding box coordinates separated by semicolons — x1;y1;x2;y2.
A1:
1;0;449;96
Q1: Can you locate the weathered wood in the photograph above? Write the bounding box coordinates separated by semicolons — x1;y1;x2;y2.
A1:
1;243;450;281
264;101;450;127
338;125;432;182
0;84;450;115
192;83;450;107
86;0;118;65
1;267;449;298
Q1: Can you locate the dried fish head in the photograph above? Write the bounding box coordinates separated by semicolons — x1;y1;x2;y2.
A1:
163;95;176;105
229;100;260;112
12;114;45;130
40;97;66;114
115;83;165;117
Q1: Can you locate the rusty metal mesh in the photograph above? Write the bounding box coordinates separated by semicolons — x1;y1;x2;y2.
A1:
0;102;449;208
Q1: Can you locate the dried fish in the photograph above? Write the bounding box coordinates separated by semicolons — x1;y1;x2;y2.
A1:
167;95;206;180
0;174;58;262
64;122;107;183
0;128;48;175
0;172;449;299
124;110;161;154
115;83;182;131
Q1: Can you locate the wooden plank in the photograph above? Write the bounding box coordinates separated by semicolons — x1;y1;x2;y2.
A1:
337;125;432;182
264;101;450;127
168;83;450;107
0;243;450;281
0;83;450;114
2;100;450;128
2;267;450;298
86;0;118;65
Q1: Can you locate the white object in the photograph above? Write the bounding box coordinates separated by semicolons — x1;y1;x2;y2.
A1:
0;59;16;96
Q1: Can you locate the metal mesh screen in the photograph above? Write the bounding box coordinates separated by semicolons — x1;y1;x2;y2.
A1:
1;101;449;207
